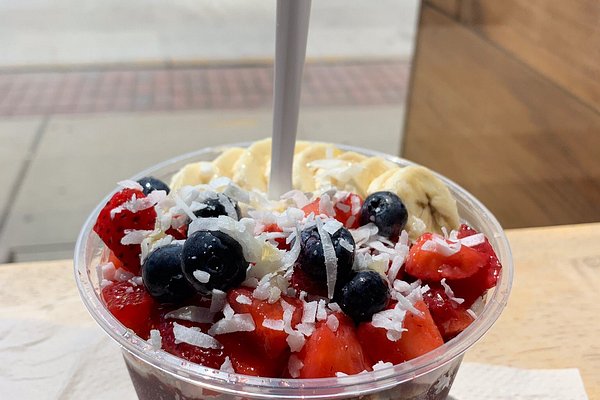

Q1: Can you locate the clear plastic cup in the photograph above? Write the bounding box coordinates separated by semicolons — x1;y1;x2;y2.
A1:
74;142;513;400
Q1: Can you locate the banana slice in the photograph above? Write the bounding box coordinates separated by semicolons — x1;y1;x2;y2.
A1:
264;140;312;191
293;143;342;192
169;161;215;190
337;151;367;164
232;138;271;192
366;168;398;194
381;166;460;239
212;147;245;178
354;157;399;198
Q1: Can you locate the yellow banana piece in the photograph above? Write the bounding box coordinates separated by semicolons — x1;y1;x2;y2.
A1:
381;166;460;239
293;143;342;192
213;147;245;179
232;138;272;192
169;161;215;190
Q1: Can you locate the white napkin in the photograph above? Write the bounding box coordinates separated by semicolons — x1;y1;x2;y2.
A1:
450;363;589;400
0;319;589;399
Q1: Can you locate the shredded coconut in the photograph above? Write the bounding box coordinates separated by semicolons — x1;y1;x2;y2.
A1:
147;329;162;350
262;319;285;331
286;331;306;352
372;361;394;371
235;294;253;305
441;278;465;305
208;314;256;335
164;306;214;323
326;314;339;332
210;289;227;313
316;299;328;321
173;322;222;349
219;356;235;373
120;229;154;245
316;218;338;299
193;270;211;284
460;233;486;247
288;355;303;378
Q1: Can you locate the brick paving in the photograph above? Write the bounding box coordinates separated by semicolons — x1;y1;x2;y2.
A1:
0;61;410;116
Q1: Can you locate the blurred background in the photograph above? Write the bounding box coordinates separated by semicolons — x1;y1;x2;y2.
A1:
0;0;419;262
0;0;599;263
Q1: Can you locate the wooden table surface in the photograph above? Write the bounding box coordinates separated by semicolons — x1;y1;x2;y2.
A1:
1;223;599;399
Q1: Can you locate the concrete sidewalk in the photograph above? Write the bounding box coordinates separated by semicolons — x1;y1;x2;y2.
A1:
0;105;405;263
0;1;417;262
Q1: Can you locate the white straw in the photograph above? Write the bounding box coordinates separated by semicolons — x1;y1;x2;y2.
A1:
269;0;312;199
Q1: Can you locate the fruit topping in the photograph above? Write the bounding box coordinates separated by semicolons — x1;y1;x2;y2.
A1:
156;319;226;369
93;188;157;274
422;285;475;340
226;288;303;362
359;191;408;239
338;270;390;323
357;300;443;364
141;244;195;304
295;312;371;378
137;176;170;195
447;224;503;306
405;233;488;281
296;223;355;296
181;230;248;295
101;280;156;338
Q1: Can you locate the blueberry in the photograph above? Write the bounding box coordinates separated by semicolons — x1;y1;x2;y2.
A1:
194;194;241;221
137;176;170;196
181;230;248;295
359;191;408;238
296;225;355;286
338;270;390;323
142;244;195;304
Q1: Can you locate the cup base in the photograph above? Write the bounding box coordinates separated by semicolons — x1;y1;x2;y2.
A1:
123;349;461;400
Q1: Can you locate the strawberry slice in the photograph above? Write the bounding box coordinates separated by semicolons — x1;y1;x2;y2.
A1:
357;301;443;364
302;193;363;229
301;198;328;217
448;224;503;306
405;233;487;281
262;223;289;250
217;332;287;377
296;312;371;378
93;188;157;274
101;281;156;338
333;192;362;229
227;288;303;356
422;285;474;340
156;318;226;369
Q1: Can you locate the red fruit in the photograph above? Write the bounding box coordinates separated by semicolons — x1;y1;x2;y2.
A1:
422;286;474;340
448;225;503;306
227;288;303;357
217;332;287;377
301;198;328;217
165;225;188;240
157;319;226;369
297;313;371;378
302;193;363;229
101;281;156;338
357;301;443;365
290;266;328;297
93;188;157;274
405;233;488;281
333;192;362;229
263;224;289;250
